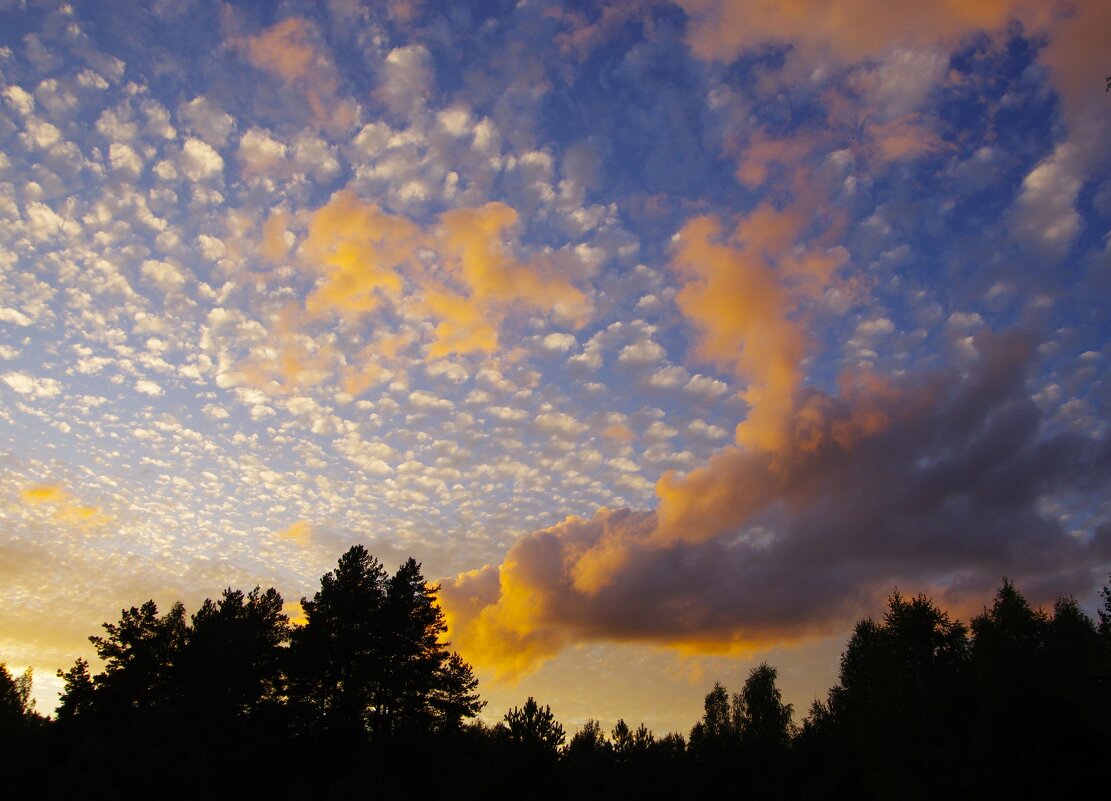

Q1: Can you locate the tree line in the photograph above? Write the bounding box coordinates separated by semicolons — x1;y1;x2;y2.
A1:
3;545;1110;800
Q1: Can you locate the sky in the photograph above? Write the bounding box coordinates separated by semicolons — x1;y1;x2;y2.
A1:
1;0;1110;735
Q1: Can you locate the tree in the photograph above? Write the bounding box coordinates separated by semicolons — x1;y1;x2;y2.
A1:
1;659;45;799
289;546;484;739
429;651;485;730
0;660;35;721
179;586;290;722
565;718;608;760
564;718;611;798
828;592;971;801
56;657;96;720
289;545;389;737
735;662;793;749
376;557;482;733
503;697;565;753
89;599;188;715
688;680;733;755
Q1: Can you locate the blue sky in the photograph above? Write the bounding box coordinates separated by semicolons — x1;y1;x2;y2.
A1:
2;0;1110;732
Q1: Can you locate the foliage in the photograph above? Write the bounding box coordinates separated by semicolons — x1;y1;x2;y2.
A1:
17;560;1111;800
289;547;483;738
502;696;565;753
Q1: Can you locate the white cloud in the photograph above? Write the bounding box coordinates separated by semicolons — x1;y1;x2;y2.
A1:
24;201;72;241
685;374;730;400
291;131;340;181
178;96;236;147
2;372;61;398
0;308;33;326
178;137;224;182
22;118;62;149
535;411;588;437
380;45;433;117
1012;143;1083;255
108;143;144;177
3;85;35;116
201;403;229;420
540;332;577;352
618;339;666;365
135;379;164;397
408;390;453;411
141;260;187;294
238;128;287;176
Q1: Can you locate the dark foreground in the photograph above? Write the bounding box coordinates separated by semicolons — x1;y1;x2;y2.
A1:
3;546;1110;800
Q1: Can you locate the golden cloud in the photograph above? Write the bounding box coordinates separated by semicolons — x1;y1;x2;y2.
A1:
669;200;847;454
237;191;591;393
20;483;108;527
275;520;313;546
440;334;1111;679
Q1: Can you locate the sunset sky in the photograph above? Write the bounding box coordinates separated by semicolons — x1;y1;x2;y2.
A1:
2;0;1110;734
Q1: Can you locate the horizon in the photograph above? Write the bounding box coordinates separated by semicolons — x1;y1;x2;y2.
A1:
2;0;1110;737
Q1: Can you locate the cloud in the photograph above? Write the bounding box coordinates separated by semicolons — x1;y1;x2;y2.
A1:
232;17;358;134
235;191;592;391
298;190;421;323
426;203;592;358
669;202;845;452
178;96;236;147
676;0;1049;65
237;128;288;177
682;0;1111;255
378;45;434;117
540;332;577;352
276;520;313;546
178;137;224;182
2;372;62;399
20;483;107;526
442;330;1111;676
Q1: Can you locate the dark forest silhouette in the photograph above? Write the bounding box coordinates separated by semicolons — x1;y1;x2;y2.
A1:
3;546;1111;800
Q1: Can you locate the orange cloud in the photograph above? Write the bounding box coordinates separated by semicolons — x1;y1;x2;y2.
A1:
426;203;592;358
238;192;592;393
677;0;1050;65
260;210;291;263
441;333;1111;678
233;17;357;134
276;520;313;546
669;201;846;453
21;484;66;504
300;190;419;318
20;483;107;526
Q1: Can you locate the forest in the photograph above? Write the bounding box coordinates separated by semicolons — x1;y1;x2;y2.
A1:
3;544;1110;800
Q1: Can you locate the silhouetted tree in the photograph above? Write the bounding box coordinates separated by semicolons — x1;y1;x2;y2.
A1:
735;662;793;748
970;581;1106;798
503;696;565;753
178;586;290;723
563;718;611;799
89;599;188;716
288;545;389;738
56;657;96;720
0;660;35;721
288;546;483;742
824;592;971;800
430;651;484;730
688;680;735;762
1;659;46;798
734;662;793;799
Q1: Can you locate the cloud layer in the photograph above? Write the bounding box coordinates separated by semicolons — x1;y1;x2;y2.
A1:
444;329;1111;675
